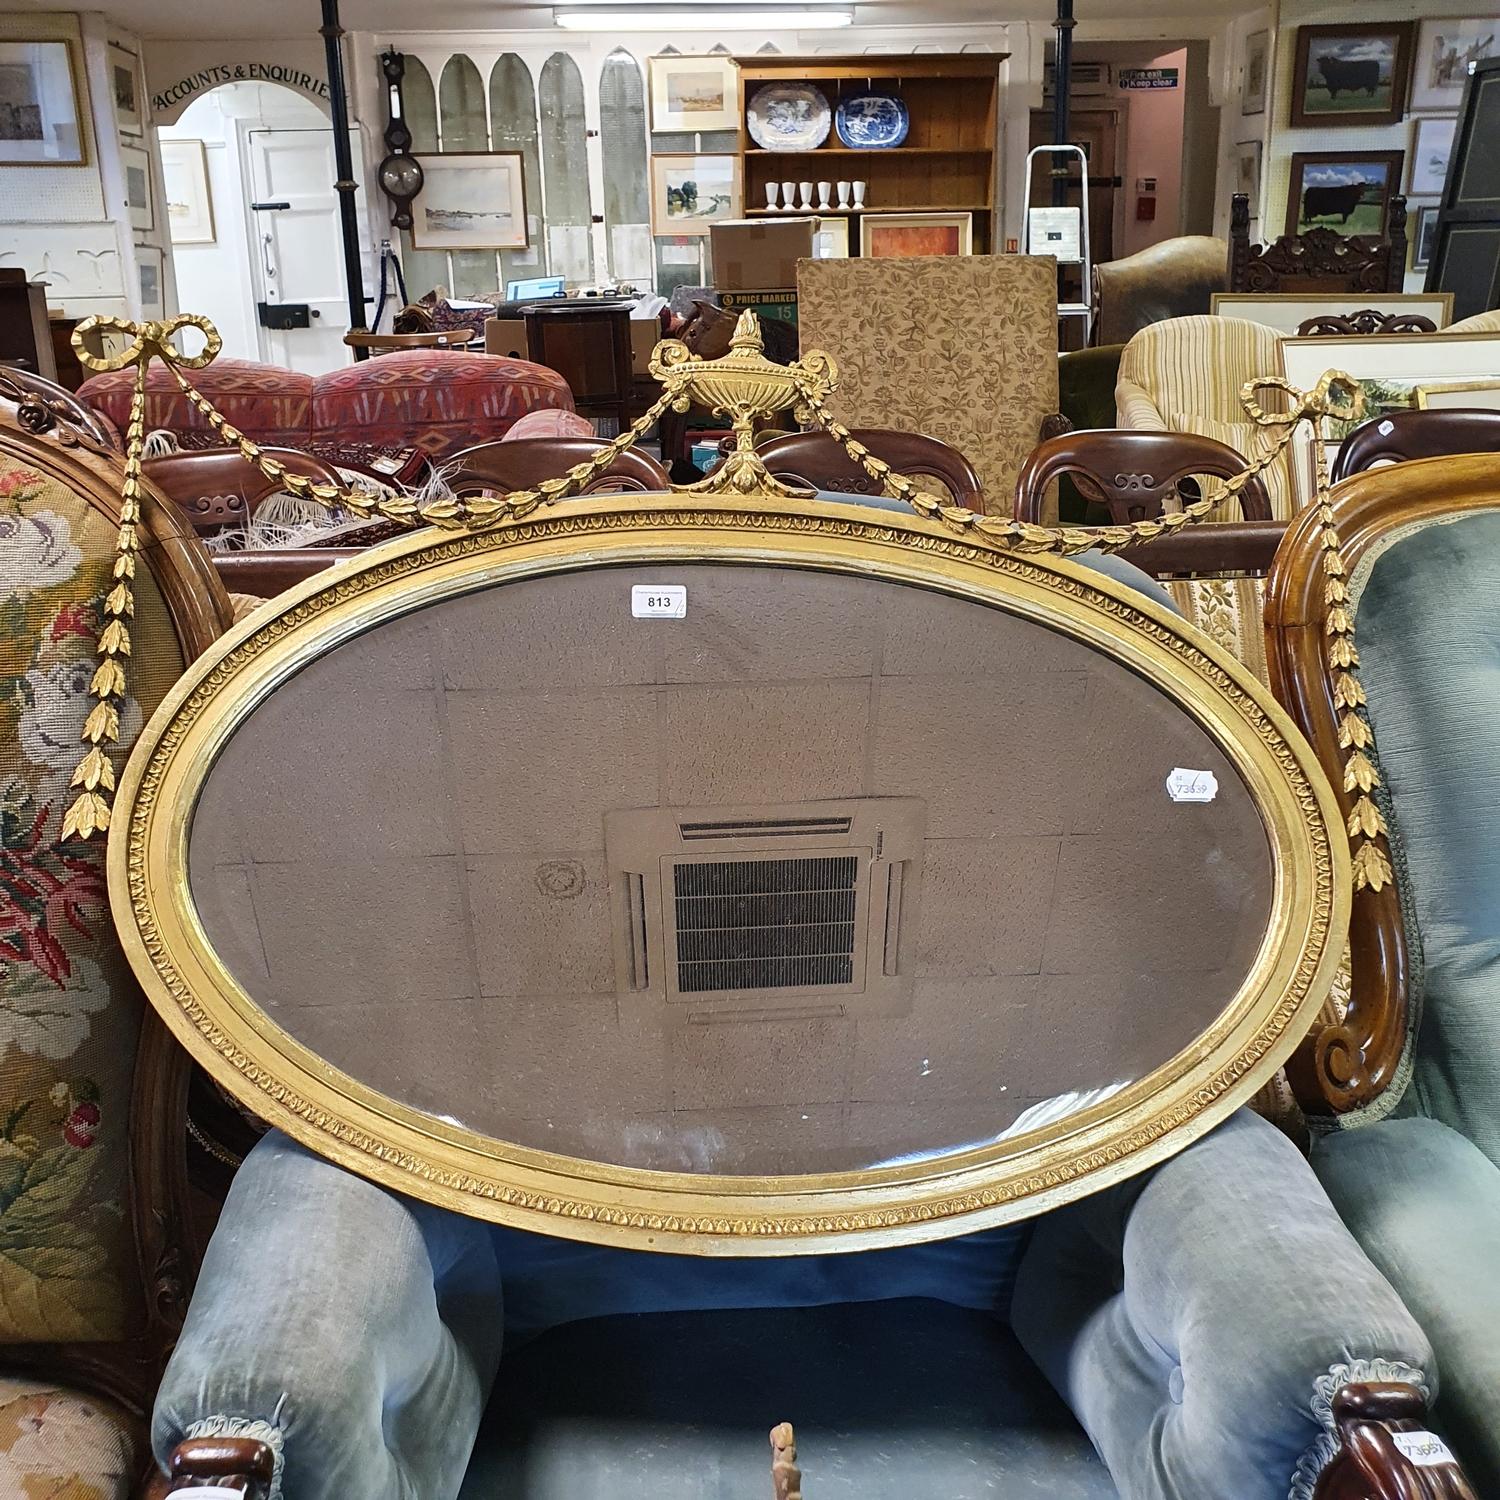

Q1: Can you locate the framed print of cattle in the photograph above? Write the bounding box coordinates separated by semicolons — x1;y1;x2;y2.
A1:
1291;22;1414;127
1285;150;1405;237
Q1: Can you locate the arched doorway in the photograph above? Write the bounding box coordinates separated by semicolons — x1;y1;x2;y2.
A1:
159;80;366;374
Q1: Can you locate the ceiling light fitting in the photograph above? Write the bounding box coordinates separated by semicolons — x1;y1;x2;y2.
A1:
553;8;853;28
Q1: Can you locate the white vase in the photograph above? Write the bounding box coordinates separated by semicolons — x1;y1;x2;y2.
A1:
780;180;796;212
798;181;814;210
817;181;833;210
764;181;780;210
852;180;868;208
836;180;851;210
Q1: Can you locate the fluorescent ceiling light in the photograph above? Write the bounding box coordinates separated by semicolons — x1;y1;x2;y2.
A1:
554;8;853;27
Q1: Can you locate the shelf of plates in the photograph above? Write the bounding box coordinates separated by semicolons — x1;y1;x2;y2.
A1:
734;53;1004;253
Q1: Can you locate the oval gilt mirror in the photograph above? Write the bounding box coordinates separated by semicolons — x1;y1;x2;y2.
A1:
110;494;1347;1253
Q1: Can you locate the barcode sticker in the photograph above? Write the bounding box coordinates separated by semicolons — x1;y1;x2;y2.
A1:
632;584;687;618
1394;1432;1455;1468
1166;768;1219;803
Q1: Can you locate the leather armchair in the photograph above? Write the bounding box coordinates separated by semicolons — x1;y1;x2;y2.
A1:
1091;236;1228;347
1266;452;1500;1492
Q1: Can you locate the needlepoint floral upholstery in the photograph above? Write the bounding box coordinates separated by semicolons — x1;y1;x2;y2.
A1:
78;351;578;466
0;1377;140;1500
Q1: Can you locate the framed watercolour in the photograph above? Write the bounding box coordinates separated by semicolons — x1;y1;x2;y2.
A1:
1408;115;1457;196
860;211;974;258
1234;141;1262;214
1290;22;1414;128
109;42;142;135
649;55;739;134
161;138;216;244
0;38;88;165
1211;291;1454;335
1284;151;1404;237
1415;377;1500;410
121;142;154;232
650;153;741;236
136;245;165;319
411;154;527;250
1241;30;1269;116
1412;18;1499;112
1412;203;1441;272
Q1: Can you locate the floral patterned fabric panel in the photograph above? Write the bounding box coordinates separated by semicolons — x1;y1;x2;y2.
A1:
0;1377;140;1500
796;256;1061;513
1;452;186;1343
1165;576;1271;684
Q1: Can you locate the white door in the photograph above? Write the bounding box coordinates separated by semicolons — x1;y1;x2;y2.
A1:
245;126;369;375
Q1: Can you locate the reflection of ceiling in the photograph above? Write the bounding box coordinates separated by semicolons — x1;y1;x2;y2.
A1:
3;0;1258;41
186;563;1273;1179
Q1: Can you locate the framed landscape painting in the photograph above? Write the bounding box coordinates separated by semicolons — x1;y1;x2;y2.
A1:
0;38;87;165
1409;115;1457;196
161;138;215;244
1291;22;1414;127
650;153;741;236
411;154;527;250
1285;151;1404;237
649;55;739;134
1412;17;1498;111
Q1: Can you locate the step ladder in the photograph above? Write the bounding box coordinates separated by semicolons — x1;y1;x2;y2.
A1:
1023;143;1093;343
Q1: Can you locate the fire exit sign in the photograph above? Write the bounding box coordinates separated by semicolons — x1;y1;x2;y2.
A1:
1120;67;1180;89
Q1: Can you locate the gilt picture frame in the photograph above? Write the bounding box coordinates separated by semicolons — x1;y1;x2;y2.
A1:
0;38;88;166
649;54;740;134
860;211;974;259
650;152;742;236
411;153;528;250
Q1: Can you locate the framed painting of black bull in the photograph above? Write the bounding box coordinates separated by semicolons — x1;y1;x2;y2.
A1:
1285;151;1406;238
1291;21;1414;127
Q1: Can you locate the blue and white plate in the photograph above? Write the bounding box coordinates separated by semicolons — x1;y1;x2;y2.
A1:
747;82;832;151
835;92;909;148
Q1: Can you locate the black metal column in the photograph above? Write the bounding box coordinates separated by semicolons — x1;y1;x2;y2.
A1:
1051;0;1075;206
320;0;370;355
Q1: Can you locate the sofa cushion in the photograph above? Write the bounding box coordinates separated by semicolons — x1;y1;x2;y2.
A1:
461;1299;1115;1500
0;1377;141;1500
311;352;575;461
77;358;315;451
502;408;596;441
1;450;188;1343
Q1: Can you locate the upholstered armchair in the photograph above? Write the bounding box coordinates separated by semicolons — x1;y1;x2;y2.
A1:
1266;452;1500;1492
0;380;233;1497
1090;236;1228;347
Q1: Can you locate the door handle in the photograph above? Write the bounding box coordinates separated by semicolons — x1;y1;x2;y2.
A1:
250;200;291;212
260;232;277;288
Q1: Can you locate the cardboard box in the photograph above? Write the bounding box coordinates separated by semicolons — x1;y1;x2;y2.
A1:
631;318;662;375
485;317;527;359
710;217;816;292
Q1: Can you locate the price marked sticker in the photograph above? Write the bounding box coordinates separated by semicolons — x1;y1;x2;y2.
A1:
1394;1432;1455;1468
632;584;687;619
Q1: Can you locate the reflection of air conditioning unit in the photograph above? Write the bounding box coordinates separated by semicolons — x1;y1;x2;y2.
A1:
606;799;924;1018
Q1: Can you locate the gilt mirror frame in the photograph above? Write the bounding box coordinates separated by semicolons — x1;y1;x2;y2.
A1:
109;491;1348;1255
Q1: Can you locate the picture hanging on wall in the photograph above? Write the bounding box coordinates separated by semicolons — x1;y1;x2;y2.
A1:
1241;30;1269;116
1290;22;1414;128
1408;115;1457;197
1412;202;1441;272
860;211;974;259
649;55;740;134
109;42;142;135
161;138;216;244
1284;151;1404;238
1412;17;1498;112
650;153;742;236
121;142;154;232
410;153;527;250
0;38;88;165
1234;140;1263;216
137;245;164;319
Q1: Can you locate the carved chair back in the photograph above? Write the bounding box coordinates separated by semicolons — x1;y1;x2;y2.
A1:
1264;453;1500;1117
143;447;349;533
0;379;233;1417
754;428;985;509
1295;311;1438;336
446;437;671;496
1331;408;1500;482
1229;192;1408;294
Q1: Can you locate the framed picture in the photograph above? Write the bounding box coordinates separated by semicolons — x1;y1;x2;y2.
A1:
161;138;215;244
0;38;88;165
1412;17;1499;112
649;153;741;236
1412;202;1442;272
649;55;740;134
1291;22;1414;127
1415;377;1500;409
1234;140;1263;212
813;215;848;259
1242;30;1269;116
1284;151;1404;237
121;142;154;232
860;211;974;259
411;153;527;250
1211;291;1455;334
1408;115;1457;196
136;245;165;319
109;42;142;135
